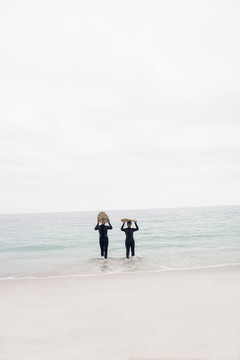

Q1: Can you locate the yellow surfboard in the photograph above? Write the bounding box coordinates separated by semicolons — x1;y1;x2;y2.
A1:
97;211;110;223
121;218;135;223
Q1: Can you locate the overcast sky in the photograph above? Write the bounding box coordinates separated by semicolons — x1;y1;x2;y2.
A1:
0;0;239;214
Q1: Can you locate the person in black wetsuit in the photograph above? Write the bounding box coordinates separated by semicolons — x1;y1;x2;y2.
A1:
94;220;112;259
121;220;139;259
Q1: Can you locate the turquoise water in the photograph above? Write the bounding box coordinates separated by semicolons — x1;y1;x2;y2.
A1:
0;206;240;278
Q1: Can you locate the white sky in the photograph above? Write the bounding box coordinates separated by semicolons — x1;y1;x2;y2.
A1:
0;0;239;214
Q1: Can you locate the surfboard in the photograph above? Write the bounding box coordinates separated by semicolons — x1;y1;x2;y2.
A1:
121;218;134;223
97;211;110;223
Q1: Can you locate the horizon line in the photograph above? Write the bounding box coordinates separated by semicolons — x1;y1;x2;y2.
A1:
0;204;239;216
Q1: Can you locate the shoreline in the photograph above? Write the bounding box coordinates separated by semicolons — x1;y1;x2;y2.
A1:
1;262;240;281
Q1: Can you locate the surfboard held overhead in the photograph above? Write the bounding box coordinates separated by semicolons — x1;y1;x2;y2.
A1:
97;211;110;223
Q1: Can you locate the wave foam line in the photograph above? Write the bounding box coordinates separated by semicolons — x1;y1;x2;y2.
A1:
0;262;240;281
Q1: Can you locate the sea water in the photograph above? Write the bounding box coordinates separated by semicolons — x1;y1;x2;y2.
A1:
0;206;240;279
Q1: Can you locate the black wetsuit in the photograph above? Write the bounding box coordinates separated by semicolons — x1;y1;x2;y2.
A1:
94;223;112;259
121;223;139;259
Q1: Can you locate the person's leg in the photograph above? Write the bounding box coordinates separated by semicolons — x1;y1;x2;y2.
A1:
99;238;104;257
126;242;130;259
131;241;135;257
104;238;109;259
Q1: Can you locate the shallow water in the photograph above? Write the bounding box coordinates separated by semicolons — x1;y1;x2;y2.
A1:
0;206;240;278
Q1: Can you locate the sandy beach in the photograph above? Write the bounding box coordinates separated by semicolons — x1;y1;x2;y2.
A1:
0;265;240;360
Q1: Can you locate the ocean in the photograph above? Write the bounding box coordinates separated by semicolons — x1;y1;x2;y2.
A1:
0;206;240;279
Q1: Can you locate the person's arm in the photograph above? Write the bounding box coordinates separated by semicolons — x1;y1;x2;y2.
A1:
107;222;113;229
133;221;139;231
94;223;99;230
121;222;125;231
